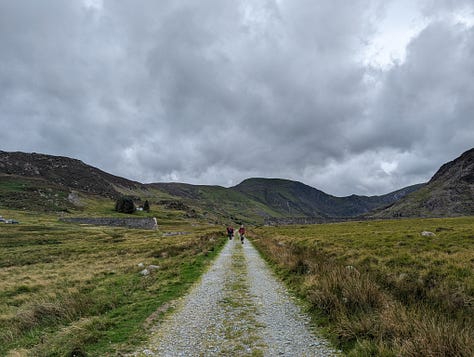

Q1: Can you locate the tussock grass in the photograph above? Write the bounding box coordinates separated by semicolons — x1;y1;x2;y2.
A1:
251;217;474;356
0;209;226;355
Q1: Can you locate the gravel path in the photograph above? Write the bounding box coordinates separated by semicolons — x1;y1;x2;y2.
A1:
134;238;338;356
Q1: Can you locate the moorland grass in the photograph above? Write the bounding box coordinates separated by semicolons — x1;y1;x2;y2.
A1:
0;209;226;356
251;216;474;356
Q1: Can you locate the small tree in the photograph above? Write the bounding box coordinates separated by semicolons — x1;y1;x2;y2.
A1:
143;200;150;212
115;196;136;214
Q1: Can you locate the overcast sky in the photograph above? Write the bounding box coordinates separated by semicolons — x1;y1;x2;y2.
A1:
1;0;473;196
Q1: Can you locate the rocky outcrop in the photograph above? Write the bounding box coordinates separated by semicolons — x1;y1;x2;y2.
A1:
430;148;474;185
371;148;474;218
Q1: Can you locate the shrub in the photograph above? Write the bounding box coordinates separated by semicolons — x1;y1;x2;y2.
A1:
115;197;135;214
143;200;150;212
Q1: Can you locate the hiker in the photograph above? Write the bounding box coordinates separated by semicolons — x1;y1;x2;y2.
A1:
238;225;245;244
226;226;234;240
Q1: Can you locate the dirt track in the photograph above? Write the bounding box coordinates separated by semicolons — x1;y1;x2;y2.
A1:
134;238;337;356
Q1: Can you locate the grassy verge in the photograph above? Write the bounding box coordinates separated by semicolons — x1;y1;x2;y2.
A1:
0;209;226;356
250;217;474;356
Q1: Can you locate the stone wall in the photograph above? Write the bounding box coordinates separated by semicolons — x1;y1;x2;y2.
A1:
60;217;158;230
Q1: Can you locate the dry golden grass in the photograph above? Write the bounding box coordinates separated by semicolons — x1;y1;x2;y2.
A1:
0;208;226;355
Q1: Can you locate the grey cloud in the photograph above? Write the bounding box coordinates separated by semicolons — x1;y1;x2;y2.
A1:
0;0;473;196
421;0;474;17
363;21;474;152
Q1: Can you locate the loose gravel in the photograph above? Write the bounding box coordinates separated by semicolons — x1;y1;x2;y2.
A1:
133;238;338;356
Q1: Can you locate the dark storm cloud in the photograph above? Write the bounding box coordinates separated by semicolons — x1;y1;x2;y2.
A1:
0;0;473;195
142;0;376;174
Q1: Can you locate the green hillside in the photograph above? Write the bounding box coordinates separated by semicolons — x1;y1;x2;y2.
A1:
0;175;75;212
148;183;284;224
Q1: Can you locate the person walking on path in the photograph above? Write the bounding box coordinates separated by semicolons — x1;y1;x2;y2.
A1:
238;225;245;244
226;225;234;240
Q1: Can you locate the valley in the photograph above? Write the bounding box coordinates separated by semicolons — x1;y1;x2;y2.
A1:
0;148;473;355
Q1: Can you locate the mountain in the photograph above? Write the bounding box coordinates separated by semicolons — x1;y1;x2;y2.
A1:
233;178;424;220
0;151;148;211
0;150;428;222
0;152;274;220
0;151;143;198
151;178;423;224
371;148;474;218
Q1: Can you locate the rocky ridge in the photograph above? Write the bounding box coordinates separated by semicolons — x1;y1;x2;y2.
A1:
0;151;142;198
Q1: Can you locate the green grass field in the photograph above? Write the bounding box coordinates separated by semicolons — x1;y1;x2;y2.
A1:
251;217;474;356
0;208;226;356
